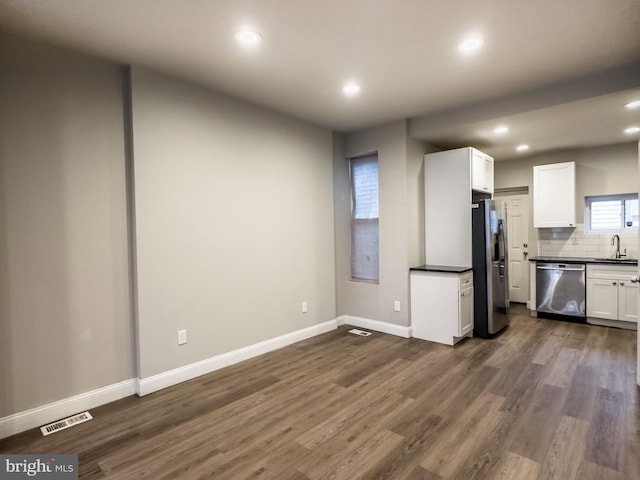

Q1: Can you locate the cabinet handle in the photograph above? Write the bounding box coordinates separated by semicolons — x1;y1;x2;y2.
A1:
620;281;625;286
631;276;640;283
612;281;617;285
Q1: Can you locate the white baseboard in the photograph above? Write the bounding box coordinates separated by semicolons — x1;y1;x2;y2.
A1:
0;314;410;439
343;315;412;338
137;319;339;396
0;379;136;440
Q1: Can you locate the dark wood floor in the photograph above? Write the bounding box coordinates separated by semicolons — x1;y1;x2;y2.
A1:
1;305;638;479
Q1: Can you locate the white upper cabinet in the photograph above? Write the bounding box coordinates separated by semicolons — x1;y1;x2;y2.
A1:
533;161;576;228
424;147;493;267
471;149;494;194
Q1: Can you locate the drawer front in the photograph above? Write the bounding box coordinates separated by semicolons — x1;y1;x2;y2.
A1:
587;264;636;280
459;271;473;289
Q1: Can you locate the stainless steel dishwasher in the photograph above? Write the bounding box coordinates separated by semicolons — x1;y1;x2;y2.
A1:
536;262;586;317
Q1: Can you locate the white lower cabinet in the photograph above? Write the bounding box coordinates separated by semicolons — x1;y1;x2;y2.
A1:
586;265;638;323
410;269;474;345
618;281;638;322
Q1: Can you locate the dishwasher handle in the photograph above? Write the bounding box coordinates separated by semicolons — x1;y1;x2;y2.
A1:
536;265;585;272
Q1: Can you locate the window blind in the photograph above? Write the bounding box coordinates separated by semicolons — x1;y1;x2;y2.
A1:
350;154;379;282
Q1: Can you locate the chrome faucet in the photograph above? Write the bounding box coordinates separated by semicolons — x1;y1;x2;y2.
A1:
611;234;626;258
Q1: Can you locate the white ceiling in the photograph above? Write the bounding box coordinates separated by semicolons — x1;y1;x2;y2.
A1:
1;0;639;160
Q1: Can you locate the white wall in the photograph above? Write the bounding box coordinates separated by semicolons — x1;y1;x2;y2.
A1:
0;34;134;417
130;67;336;379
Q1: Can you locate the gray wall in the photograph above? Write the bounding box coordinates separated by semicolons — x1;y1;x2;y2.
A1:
334;121;431;326
0;35;134;416
0;34;336;417
494;142;639;259
130;68;336;378
495;142;638;216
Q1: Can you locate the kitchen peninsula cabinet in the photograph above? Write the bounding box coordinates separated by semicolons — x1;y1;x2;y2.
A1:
410;266;474;345
586;264;638;323
533;161;576;228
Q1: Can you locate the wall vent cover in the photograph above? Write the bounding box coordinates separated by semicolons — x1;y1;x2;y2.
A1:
40;411;93;436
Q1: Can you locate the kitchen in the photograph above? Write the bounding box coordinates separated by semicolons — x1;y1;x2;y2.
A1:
409;142;639;347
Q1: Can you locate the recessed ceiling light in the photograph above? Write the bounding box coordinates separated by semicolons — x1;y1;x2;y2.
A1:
516;144;529;152
458;36;484;53
342;83;361;96
493;126;509;135
235;30;262;46
624;100;640;109
624;126;640;134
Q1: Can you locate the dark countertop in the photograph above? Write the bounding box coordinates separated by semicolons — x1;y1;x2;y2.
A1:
410;265;473;273
529;256;638;266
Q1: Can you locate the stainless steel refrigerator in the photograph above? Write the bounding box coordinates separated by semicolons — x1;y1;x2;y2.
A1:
472;197;510;337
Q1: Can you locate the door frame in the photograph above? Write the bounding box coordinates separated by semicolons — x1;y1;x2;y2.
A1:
494;188;531;305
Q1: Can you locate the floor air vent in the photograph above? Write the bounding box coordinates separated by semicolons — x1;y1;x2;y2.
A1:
40;411;93;436
348;328;372;337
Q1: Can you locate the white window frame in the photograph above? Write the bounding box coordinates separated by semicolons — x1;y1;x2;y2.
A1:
585;193;638;233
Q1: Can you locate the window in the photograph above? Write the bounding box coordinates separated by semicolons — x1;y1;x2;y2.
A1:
586;193;638;232
350;153;379;282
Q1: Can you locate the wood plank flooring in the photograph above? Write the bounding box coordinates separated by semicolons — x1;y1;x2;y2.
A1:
1;305;638;479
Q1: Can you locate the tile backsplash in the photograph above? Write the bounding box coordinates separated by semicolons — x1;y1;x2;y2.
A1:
537;224;639;259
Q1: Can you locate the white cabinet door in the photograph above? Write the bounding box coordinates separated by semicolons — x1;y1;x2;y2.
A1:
586;278;618;320
533;162;576;228
618;280;638;323
410;271;473;345
471;151;494;194
458;287;474;336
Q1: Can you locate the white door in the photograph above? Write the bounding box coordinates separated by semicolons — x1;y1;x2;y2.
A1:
501;194;530;303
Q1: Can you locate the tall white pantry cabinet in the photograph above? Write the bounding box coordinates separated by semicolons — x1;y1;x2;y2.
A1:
423;147;494;266
411;147;493;346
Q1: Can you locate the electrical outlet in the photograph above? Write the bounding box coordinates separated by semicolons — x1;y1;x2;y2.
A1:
302;301;308;313
394;301;401;312
177;329;187;345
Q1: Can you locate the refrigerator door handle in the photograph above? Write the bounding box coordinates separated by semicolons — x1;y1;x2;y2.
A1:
497;221;506;279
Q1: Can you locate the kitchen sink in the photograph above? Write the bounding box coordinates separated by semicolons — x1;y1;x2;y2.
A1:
593;258;638;264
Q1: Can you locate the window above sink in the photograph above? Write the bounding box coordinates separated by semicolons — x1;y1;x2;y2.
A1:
585;193;638;233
